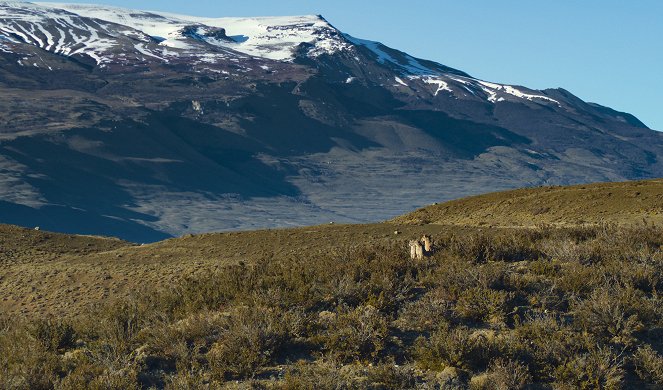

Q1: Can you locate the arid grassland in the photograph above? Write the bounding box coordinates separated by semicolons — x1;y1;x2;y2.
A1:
2;180;663;389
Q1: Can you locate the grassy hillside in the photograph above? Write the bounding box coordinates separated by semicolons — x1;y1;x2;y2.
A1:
0;222;450;318
1;180;663;388
393;179;663;227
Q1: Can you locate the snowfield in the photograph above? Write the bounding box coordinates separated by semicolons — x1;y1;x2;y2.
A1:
0;1;562;106
38;3;352;60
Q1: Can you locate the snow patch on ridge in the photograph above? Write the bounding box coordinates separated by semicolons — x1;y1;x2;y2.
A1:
0;1;150;64
37;3;353;61
394;76;408;87
476;80;560;105
418;76;452;96
344;34;437;75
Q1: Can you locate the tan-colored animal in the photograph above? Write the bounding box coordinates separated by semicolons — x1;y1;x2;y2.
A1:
409;240;424;260
421;235;433;252
409;235;435;260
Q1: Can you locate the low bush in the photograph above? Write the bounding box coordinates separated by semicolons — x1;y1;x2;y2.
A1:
454;286;511;325
316;304;389;364
414;322;487;371
633;344;663;386
553;346;624;390
572;284;654;345
473;358;531;390
208;305;296;380
512;314;585;380
32;318;77;353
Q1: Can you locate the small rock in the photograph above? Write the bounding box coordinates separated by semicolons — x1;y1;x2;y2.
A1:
34;226;40;231
394;230;401;235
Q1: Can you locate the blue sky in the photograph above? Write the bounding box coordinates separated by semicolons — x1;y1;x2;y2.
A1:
44;0;662;130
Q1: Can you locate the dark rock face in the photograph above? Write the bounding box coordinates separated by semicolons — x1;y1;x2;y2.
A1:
181;25;232;42
0;2;661;241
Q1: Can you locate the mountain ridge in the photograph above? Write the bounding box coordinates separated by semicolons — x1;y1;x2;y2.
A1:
0;2;662;241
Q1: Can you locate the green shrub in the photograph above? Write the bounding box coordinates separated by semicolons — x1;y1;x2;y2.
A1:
572;285;654;345
528;259;558;277
448;231;541;264
633;344;663;386
553;346;624;390
484;358;531;390
280;362;419;390
32;318;77;352
556;262;603;297
279;362;351;389
454;286;511;325
365;363;419;389
95;297;145;350
512;314;585;380
208;305;295;380
163;369;210;390
58;364;140;390
0;327;63;390
396;289;453;331
414;322;487;371
317;305;389;364
448;232;494;263
2;224;663;388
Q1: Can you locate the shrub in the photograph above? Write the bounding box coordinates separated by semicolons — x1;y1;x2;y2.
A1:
454;286;511;325
556;262;603;297
135;312;225;383
633;344;663;386
396;289;454;331
32;318;77;352
483;358;531;390
541;239;604;265
0;327;63;390
414;322;487;371
512;314;585;380
365;363;419;389
448;232;494;263
448;231;541;264
2;224;663;388
94;297;145;351
572;285;653;345
208;305;294;380
279;362;353;389
528;259;558;277
553;346;624;390
58;365;140;390
317;305;389;364
163;369;210;390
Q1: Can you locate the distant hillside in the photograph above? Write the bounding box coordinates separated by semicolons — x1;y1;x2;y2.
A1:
393;179;663;227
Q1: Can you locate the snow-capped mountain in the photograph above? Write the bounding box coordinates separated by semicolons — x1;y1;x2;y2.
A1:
0;2;660;241
2;2;563;104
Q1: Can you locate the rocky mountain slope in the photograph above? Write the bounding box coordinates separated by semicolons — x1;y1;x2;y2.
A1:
1;2;661;241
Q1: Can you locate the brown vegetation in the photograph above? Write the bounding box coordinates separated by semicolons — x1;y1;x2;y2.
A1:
2;219;663;388
393;178;663;227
